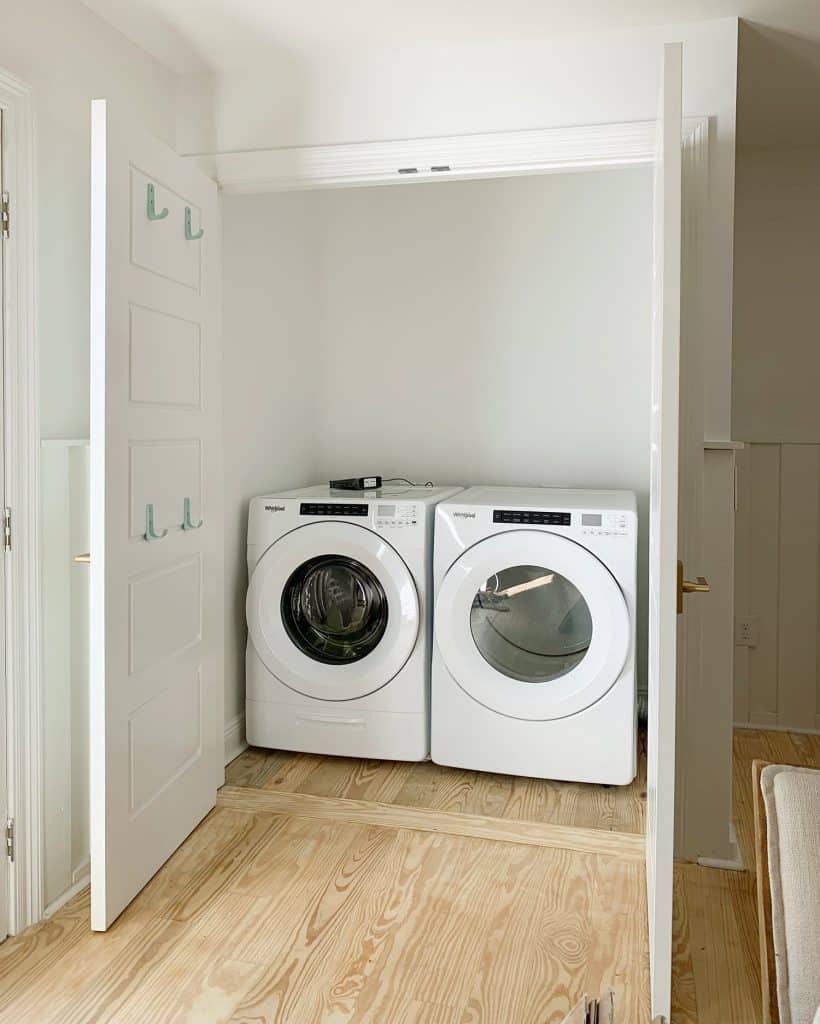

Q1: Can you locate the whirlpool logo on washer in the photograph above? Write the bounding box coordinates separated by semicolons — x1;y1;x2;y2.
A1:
452;511;476;519
265;505;286;513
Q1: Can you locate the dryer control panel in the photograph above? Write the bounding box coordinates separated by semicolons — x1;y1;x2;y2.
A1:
375;503;418;528
580;511;631;536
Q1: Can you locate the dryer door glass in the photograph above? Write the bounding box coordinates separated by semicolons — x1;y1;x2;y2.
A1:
282;554;389;665
470;564;592;683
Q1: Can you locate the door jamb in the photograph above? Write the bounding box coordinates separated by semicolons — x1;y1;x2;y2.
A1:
0;66;41;937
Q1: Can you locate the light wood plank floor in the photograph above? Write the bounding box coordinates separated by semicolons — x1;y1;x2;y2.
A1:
223;736;648;838
671;727;820;1024
0;803;650;1022
6;728;815;1022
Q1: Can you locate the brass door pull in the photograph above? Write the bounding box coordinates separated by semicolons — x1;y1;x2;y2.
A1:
677;560;710;614
74;553;91;564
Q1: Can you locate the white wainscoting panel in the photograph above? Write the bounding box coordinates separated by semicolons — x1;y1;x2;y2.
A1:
735;443;820;732
40;441;90;909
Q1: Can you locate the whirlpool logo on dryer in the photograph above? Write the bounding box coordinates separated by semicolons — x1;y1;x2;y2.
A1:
265;505;287;513
452;511;476;519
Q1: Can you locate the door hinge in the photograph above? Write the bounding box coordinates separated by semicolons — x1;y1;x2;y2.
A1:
1;192;9;239
5;819;13;862
3;507;10;551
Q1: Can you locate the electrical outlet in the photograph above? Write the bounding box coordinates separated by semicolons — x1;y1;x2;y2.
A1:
735;616;759;647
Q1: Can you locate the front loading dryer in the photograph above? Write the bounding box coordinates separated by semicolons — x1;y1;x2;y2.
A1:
432;486;637;785
246;484;462;761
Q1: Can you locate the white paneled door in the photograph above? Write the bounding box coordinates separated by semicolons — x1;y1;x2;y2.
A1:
647;43;683;1022
89;100;223;931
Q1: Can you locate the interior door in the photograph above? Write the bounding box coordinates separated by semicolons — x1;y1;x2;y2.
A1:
647;42;683;1022
89;100;223;931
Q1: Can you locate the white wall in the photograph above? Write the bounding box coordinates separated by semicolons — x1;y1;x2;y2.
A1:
0;0;179;439
732;145;820;443
221;192;321;727
180;17;738;443
222;167;653;725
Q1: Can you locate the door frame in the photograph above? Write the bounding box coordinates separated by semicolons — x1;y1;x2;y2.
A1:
0;66;40;938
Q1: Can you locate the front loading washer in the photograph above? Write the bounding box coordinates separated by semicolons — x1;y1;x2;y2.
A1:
246;484;462;761
432;487;637;785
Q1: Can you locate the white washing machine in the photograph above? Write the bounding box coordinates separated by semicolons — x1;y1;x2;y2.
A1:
432;487;637;785
246;484;462;760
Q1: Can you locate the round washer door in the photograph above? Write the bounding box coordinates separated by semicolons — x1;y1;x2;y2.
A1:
435;530;630;721
247;521;420;701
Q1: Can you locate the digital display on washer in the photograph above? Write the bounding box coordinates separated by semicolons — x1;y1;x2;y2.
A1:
300;503;368;517
582;513;603;527
377;505;396;518
492;510;571;526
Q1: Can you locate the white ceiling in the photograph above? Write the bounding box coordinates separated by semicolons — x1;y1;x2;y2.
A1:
82;0;820;75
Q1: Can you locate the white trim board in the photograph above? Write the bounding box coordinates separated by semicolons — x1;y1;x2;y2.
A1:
224;713;247;766
0;66;40;936
734;720;820;737
197;118;708;194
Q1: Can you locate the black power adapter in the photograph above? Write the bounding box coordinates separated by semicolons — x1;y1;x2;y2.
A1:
329;476;383;491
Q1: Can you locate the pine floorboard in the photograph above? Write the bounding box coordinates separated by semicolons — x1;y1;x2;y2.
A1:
6;725;815;1021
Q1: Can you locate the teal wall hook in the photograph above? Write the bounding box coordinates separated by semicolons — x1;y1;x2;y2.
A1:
144;503;168;541
184;207;204;241
182;497;203;531
146;183;169;221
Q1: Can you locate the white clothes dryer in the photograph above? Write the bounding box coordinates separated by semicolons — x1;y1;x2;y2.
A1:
432;487;637;784
246;484;462;761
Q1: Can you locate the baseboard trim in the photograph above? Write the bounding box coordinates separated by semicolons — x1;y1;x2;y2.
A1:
697;823;744;872
43;873;89;919
224;713;248;766
71;859;90;887
734;720;820;737
217;785;645;862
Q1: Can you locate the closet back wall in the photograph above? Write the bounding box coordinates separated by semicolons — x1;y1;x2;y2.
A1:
222;167;652;732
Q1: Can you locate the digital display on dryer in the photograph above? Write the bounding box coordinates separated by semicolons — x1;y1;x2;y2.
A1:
493;510;571;526
300;503;369;516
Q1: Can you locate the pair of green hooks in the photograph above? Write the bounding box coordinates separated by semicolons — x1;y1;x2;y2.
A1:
146;184;204;241
144;498;203;542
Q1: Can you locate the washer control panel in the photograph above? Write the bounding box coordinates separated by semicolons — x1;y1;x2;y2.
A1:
375;503;418;528
580;511;631;536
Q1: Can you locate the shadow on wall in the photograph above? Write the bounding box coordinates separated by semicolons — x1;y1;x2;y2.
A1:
737;20;820;149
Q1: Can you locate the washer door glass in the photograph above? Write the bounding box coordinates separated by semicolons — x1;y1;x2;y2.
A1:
282;555;388;664
471;564;592;683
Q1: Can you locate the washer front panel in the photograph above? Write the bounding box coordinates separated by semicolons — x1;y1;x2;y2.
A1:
435;530;630;720
247;522;420;700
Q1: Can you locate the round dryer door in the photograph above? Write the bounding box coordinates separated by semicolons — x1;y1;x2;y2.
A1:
435;530;630;721
247;521;420;701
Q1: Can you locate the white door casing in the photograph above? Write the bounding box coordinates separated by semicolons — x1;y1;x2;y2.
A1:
0;107;8;943
435;531;630;721
90;100;223;931
247;522;419;700
647;42;683;1023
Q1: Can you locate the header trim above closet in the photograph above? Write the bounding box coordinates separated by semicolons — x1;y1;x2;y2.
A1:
195;117;707;194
